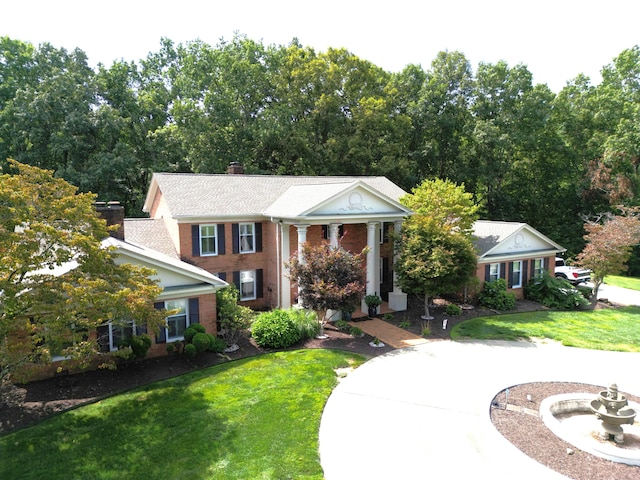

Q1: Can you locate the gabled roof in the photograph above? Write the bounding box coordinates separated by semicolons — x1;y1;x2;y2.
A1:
263;180;412;221
473;220;565;260
124;218;178;259
103;237;227;293
143;173;408;220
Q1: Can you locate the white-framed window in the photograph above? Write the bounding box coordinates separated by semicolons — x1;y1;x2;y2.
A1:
511;261;523;288
107;321;134;351
240;270;257;300
533;258;545;278
166;299;189;341
239;223;255;253
489;263;500;282
200;224;218;256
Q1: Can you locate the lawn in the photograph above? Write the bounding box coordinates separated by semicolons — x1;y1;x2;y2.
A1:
605;275;640;291
0;349;365;480
451;306;640;352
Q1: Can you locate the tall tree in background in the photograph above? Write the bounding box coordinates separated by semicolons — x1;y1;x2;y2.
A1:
0;161;166;383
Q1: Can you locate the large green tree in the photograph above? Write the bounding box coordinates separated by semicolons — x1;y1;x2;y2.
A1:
0;161;166;383
396;179;478;319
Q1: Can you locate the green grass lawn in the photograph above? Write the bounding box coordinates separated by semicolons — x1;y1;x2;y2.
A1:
605;275;640;291
451;306;640;351
0;349;365;480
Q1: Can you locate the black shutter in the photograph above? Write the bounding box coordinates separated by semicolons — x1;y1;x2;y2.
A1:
232;224;239;254
500;263;507;280
189;298;200;325
523;260;529;282
256;269;264;298
255;223;262;252
217;272;227;281
218;224;225;255
192;225;200;256
233;271;240;291
544;257;550;271
154;301;166;343
484;264;490;282
508;263;514;288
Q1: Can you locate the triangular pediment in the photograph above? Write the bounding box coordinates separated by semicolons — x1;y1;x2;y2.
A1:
474;221;565;259
263;181;411;220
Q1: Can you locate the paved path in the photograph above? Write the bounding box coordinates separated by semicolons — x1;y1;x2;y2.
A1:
348;319;428;348
319;340;640;479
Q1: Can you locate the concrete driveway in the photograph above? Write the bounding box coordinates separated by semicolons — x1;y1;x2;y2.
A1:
597;283;640;306
319;340;640;479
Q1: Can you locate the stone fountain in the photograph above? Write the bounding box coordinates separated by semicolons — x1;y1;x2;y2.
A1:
590;383;637;444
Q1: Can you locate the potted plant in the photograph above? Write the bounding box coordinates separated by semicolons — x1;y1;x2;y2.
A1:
364;294;382;318
342;302;357;321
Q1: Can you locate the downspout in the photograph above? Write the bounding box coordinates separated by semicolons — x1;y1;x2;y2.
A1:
272;217;281;309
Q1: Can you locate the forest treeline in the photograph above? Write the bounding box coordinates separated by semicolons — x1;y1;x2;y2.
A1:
1;34;639;258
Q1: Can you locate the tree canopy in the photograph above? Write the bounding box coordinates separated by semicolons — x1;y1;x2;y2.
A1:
3;35;640;265
395;179;479;318
0;160;166;382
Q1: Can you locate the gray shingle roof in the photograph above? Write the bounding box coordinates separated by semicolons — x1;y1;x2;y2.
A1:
124;218;179;259
472;220;526;256
146;173;408;218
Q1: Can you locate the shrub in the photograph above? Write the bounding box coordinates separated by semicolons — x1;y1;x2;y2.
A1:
524;272;590;309
349;326;363;337
209;335;226;353
478;279;516;311
335;319;351;332
289;308;320;339
217;285;253;346
421;327;431;337
398;321;411;329
184;323;206;343
251;309;301;349
183;343;197;358
445;304;462;316
120;335;152;359
192;332;211;353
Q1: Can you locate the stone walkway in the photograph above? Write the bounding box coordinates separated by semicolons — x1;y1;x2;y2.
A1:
348;318;428;348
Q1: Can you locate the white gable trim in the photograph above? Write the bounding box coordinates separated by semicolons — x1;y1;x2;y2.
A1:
478;224;564;261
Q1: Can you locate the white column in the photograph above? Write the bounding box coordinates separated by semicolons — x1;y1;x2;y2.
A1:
281;223;291;308
295;224;309;306
365;222;378;309
388;219;407;311
329;223;341;249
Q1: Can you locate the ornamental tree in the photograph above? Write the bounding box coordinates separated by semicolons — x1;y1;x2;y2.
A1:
0;160;166;384
395;178;478;319
577;209;640;298
287;242;365;337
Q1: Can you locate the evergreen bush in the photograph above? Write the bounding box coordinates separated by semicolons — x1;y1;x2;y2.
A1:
251;310;301;349
478;279;516;311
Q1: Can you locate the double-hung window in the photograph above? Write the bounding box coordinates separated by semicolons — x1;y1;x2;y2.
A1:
533;258;545;279
489;263;500;282
166;299;188;341
200;224;217;256
511;261;523;288
240;270;257;300
239;223;255;253
108;321;134;351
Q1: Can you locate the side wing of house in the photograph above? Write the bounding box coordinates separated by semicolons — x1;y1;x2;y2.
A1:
473;221;565;298
104;237;228;356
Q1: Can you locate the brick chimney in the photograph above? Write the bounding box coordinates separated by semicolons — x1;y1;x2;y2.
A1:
227;161;244;174
95;201;125;240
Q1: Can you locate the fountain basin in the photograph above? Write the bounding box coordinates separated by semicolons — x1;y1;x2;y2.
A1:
540;394;640;466
590;399;636;427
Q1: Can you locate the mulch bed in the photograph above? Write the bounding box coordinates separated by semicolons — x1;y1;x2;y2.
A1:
2;296;638;479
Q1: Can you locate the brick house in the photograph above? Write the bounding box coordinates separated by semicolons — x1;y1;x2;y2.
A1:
472;220;565;299
138;164;413;314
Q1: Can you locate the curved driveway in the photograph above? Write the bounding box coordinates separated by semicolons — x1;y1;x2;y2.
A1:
320;323;640;479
